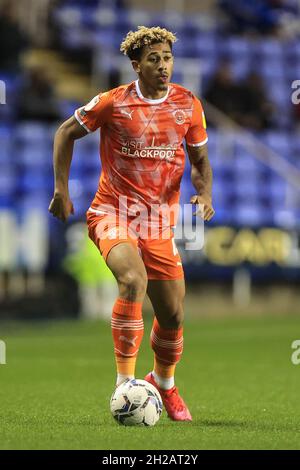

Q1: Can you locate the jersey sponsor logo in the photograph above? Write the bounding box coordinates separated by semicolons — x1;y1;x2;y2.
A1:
120;108;134;120
121;137;177;162
173;109;186;125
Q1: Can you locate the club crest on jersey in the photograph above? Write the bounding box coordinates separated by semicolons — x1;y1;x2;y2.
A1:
84;95;100;111
173;109;186;125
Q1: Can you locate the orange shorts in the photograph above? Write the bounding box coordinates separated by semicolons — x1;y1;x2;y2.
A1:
86;210;184;281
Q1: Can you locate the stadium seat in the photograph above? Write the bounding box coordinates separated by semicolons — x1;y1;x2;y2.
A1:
0;165;16;196
222;37;251;57
194;34;218;58
0;127;12;164
17;145;52;169
234;203;269;226
266;80;289;108
262;132;291;159
257;39;284;58
234;178;261;202
230;59;251;80
15;123;50;144
259;60;285;79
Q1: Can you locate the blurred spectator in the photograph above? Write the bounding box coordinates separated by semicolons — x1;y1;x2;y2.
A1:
237;72;275;130
204;62;243;123
16;66;61;122
293;102;300;131
0;0;29;72
219;0;299;36
205;64;275;130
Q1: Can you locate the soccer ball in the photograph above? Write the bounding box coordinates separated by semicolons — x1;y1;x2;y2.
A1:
110;379;163;426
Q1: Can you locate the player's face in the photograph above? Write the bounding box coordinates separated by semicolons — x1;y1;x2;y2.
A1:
133;42;174;93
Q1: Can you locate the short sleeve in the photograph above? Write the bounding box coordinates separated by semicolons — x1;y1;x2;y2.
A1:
74;91;113;133
185;95;208;147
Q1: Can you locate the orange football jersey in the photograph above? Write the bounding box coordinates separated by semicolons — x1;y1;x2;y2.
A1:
75;80;207;226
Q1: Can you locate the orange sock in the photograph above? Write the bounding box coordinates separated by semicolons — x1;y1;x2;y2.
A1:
111;298;143;385
150;317;183;390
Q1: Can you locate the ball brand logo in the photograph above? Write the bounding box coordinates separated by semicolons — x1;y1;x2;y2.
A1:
291;340;300;365
0;340;6;365
173;109;186;125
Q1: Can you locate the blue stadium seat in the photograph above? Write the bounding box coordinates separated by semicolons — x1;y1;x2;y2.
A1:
257;39;284;58
273;207;297;228
15;123;50;144
290;135;300;159
127;9;152;29
266;80;289;107
234;203;269;226
0;126;12;164
234;178;261;201
262;132;291;159
18;171;51;195
17;145;52;168
17;194;50;214
200;57;218;78
195;34;218;57
212;179;235;207
287;40;300;61
230;59;251;80
259;60;285;79
0;165;16;196
268;175;287;205
234;153;264;172
223;37;252;56
210;207;233;225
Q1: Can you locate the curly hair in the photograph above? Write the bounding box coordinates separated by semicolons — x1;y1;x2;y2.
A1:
120;26;177;61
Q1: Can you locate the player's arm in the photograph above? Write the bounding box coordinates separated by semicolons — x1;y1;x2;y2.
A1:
49;116;87;222
186;143;215;221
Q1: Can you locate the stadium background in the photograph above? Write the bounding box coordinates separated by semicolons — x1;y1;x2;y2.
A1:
1;0;300;450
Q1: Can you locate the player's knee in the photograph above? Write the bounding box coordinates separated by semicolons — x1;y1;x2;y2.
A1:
159;306;184;329
167;311;184;329
118;270;147;301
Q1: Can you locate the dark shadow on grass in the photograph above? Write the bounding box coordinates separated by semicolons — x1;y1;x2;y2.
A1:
158;418;249;428
162;418;300;434
195;419;248;428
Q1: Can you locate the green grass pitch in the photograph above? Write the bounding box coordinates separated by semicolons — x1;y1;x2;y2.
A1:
0;315;300;450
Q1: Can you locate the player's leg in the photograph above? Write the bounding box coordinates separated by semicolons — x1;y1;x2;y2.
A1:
145;278;191;421
140;233;192;420
86;212;147;386
106;242;148;386
147;278;185;390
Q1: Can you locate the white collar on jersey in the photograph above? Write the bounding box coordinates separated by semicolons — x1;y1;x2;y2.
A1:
135;79;169;104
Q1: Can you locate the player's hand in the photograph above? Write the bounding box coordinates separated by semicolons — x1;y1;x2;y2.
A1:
190;194;215;221
48;192;74;222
